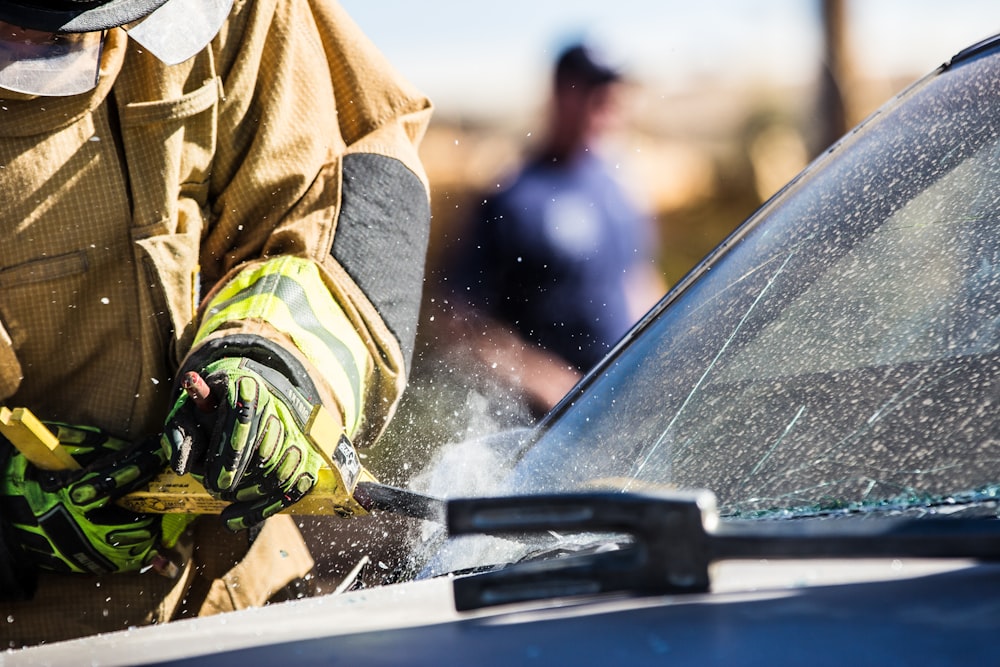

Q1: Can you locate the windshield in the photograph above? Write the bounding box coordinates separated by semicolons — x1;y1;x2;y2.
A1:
511;47;1000;519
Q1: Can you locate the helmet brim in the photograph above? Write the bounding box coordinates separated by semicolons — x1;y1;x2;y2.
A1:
0;0;171;33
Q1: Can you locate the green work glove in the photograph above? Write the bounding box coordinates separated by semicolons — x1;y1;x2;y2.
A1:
161;357;324;531
0;425;169;575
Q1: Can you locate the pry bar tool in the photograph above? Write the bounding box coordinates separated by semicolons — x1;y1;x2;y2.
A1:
0;403;443;522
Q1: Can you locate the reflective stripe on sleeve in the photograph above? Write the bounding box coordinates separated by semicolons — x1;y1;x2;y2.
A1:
194;256;368;435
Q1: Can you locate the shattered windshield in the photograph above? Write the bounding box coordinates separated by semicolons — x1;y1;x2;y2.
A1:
511;49;1000;518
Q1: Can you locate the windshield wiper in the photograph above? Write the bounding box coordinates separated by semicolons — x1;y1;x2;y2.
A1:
447;489;1000;611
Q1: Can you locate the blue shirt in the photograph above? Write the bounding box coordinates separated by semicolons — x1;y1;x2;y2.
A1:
453;150;656;370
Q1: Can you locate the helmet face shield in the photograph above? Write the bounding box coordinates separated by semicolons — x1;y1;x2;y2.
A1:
125;0;231;66
0;0;230;96
0;21;101;95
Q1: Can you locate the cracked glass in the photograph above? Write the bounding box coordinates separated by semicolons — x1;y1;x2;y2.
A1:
512;48;1000;519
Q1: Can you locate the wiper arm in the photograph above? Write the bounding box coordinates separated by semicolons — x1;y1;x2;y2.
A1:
447;490;1000;611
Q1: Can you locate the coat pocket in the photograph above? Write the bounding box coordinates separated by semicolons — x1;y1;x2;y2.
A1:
0;254;88;401
119;77;220;233
134;225;202;366
119;75;221;366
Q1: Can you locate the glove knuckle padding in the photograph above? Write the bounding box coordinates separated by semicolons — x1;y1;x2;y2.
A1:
0;427;165;574
212;369;273;494
256;414;283;466
165;357;324;530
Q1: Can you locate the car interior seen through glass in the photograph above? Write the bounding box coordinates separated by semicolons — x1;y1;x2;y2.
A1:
517;48;1000;520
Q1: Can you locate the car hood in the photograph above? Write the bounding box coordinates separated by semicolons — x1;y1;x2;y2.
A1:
10;558;999;667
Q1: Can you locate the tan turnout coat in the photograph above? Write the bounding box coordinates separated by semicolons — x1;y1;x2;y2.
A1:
0;0;431;646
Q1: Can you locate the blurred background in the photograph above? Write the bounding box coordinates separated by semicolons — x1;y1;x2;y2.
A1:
343;0;1000;284
338;0;1000;480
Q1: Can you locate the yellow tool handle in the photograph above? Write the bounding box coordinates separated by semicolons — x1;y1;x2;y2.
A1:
0;406;80;471
117;467;376;515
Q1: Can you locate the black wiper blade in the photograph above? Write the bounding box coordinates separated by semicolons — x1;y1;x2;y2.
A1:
447;490;1000;611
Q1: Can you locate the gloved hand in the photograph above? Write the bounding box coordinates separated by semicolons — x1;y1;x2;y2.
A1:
161;357;324;531
0;425;169;575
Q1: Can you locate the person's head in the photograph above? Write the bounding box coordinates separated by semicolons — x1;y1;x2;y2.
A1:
0;0;231;96
547;41;626;156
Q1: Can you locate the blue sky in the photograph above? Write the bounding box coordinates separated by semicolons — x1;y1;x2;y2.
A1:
339;1;1000;119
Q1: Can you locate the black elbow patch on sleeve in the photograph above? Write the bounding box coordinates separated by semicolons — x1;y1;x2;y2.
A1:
333;153;431;371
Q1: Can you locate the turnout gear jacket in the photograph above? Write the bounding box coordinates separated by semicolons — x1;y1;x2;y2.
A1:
0;0;432;645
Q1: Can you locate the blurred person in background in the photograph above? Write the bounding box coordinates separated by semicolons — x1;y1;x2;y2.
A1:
445;39;665;419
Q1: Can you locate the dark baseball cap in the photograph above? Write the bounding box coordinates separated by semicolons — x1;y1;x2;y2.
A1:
554;42;623;88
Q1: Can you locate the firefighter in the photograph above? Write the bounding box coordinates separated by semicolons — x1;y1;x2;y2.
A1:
0;0;432;647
